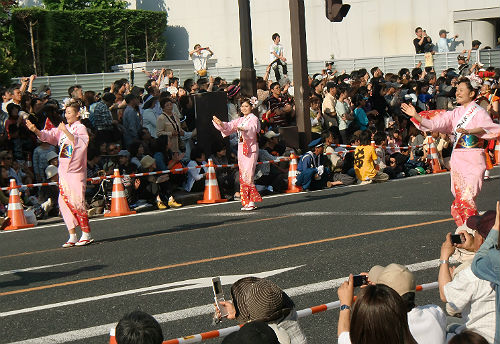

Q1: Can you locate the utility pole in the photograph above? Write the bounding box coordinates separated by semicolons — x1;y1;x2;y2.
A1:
238;0;256;97
289;0;311;148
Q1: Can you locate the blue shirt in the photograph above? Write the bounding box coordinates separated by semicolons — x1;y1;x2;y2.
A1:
472;230;500;344
354;108;369;131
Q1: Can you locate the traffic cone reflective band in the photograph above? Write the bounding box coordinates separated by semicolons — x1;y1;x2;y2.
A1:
109;328;117;344
426;136;446;174
495;140;500;165
285;153;302;193
4;179;34;230
197;159;227;204
104;169;136;217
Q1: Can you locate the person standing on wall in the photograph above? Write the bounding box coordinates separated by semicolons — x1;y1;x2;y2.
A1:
189;44;214;79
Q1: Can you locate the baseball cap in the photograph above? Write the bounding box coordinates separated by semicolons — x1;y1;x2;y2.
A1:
466;210;495;239
439;29;449;36
264;130;280;139
45;165;58;179
368;263;416;296
472;40;482;47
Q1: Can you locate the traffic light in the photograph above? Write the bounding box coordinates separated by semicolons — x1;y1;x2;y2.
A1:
325;0;350;22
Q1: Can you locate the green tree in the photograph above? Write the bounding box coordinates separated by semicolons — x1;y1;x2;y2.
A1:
0;0;17;86
42;0;127;10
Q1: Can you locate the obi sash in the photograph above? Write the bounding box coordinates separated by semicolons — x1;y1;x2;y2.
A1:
455;134;485;149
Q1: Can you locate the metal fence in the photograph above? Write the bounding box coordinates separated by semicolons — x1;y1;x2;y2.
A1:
12;49;500;101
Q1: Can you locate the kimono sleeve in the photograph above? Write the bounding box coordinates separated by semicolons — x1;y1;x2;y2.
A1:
37;127;61;147
417;110;455;134
474;110;500;140
213;118;239;137
72;124;89;151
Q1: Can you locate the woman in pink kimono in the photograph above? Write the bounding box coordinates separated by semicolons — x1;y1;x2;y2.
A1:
213;97;262;211
402;76;500;226
26;101;93;247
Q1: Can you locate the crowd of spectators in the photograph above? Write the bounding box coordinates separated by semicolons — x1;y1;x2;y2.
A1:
0;38;499;223
112;203;500;344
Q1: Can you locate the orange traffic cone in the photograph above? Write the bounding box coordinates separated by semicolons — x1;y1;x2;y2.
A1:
104;169;136;217
4;179;34;230
426;136;446;174
494;140;500;165
285;153;302;193
197;159;227;204
109;328;117;344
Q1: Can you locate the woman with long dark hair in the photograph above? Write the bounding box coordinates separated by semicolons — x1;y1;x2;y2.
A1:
402;76;500;226
213;97;262;210
337;278;417;344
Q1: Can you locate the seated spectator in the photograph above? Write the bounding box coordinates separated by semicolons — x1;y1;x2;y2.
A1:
438;219;496;343
263;82;294;129
373;131;388;170
38;165;59;218
353;130;389;184
128;141;145;169
216;277;307;344
471;205;500;344
263;131;286;157
222;321;279;344
448;330;489;344
183;146;206;192
413;27;433;54
255;137;288;193
210;141;239;200
322;130;355;187
367;263;446;343
115;310;163;344
136;155;181;209
46;150;59;167
295;138;329;191
152;135;186;189
337;280;417;344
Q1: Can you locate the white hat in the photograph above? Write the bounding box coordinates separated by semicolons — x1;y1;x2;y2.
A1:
264;130;280;139
46;151;58;163
45;165;58;179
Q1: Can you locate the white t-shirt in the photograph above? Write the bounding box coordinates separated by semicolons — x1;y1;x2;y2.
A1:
444;265;496;343
338;305;447;344
270;43;284;63
191;50;212;72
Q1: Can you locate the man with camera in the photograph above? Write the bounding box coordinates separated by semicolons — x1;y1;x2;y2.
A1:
413;27;434;54
189;44;214;79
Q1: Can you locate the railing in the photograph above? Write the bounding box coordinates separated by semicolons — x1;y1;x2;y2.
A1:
12;50;500;102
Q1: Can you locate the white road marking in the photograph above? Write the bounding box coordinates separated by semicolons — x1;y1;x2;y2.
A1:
2;168;487;235
5;258;448;344
0;266;302;318
0;260;89;276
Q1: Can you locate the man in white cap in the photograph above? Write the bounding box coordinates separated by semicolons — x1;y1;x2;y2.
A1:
368;263;446;344
39;165;59;217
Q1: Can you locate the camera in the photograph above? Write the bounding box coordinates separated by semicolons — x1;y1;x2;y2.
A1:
353;274;368;287
212;277;228;317
451;234;465;245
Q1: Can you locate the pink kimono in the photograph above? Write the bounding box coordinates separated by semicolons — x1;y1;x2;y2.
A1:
38;121;90;232
213;114;262;206
415;102;500;226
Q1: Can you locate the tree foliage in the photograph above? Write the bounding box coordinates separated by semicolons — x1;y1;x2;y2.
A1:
42;0;128;10
11;7;167;76
0;0;17;86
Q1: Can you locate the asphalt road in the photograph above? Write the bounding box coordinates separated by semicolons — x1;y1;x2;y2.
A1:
1;170;499;344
